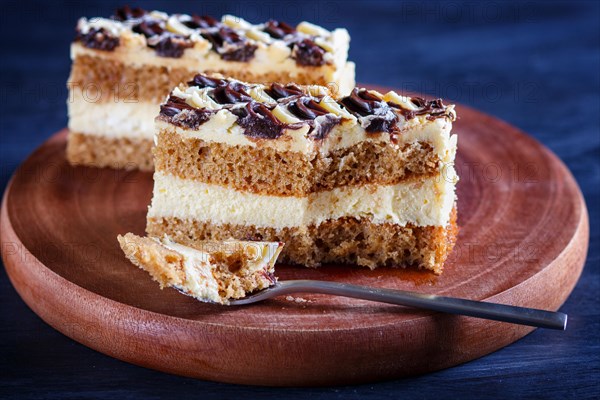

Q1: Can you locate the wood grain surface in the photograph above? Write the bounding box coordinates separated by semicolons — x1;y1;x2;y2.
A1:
0;101;589;386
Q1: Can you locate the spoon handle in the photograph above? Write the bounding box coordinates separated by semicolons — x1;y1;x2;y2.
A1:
270;280;567;330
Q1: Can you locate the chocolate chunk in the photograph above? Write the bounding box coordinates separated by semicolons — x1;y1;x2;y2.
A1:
340;89;398;133
265;83;304;100
201;27;257;62
231;102;285;139
287;97;329;119
113;6;147;21
132;19;164;37
309;115;342;140
159;96;211;129
183;15;220;29
151;35;194;58
264;20;295;39
339;88;385;116
188;74;227;88
292;39;326;66
390;97;450;121
76;28;120;51
211;83;252;104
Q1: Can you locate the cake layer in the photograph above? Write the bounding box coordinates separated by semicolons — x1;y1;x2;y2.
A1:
146;208;458;274
147;171;457;230
154;130;440;196
67;132;154;171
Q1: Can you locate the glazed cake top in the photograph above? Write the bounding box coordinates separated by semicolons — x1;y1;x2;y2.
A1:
74;5;349;65
157;73;457;149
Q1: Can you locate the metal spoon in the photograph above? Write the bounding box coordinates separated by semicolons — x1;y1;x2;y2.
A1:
229;280;567;330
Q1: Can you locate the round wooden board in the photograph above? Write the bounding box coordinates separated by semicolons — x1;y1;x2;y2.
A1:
1;97;589;386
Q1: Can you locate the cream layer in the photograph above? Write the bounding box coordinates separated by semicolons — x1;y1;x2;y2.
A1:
68;94;157;139
158;114;457;162
148;170;458;230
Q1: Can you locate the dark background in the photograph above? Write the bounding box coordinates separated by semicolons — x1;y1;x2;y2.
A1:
1;0;599;398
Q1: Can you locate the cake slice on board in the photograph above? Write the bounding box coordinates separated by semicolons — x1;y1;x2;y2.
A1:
146;73;458;273
118;233;283;304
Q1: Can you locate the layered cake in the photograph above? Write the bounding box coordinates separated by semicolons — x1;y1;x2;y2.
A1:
146;73;458;273
118;233;283;304
67;6;354;170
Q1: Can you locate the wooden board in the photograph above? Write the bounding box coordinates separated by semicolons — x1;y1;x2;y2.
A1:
1;100;588;386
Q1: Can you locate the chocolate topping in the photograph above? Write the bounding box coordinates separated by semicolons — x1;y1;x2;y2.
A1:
265;83;304;100
391;97;451;121
113;6;147;21
264;20;296;39
340;89;398;133
162;74;453;141
151;35;194;58
132;19;164;37
183;15;220;29
78;9;335;64
188;74;227;88
201;27;257;62
287;97;330;120
231;102;285;139
211;83;252;104
309;115;342;140
75;27;120;51
160;95;211;129
292;39;327;66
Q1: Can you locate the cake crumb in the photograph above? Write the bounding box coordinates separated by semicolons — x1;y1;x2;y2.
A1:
285;296;312;303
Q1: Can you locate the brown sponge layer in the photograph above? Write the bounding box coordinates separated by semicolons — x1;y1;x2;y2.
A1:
146;208;458;274
69;54;337;104
154;130;439;196
66;132;154;171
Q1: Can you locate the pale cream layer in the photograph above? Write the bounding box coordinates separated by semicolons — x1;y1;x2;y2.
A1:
68;93;157;139
148;170;458;230
158;114;457;163
71;43;355;96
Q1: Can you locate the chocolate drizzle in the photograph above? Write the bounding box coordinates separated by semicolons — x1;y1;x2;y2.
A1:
340;89;398;133
390;97;450;121
292;38;326;66
160;74;454;141
160;96;211;129
113;5;146;21
77;9;334;65
264;20;296;39
212;83;252;104
201;27;257;62
75;27;119;51
265;83;304;100
231;102;285;139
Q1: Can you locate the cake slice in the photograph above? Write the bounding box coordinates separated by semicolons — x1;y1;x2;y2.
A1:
117;233;283;304
146;73;458;274
67;6;354;171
